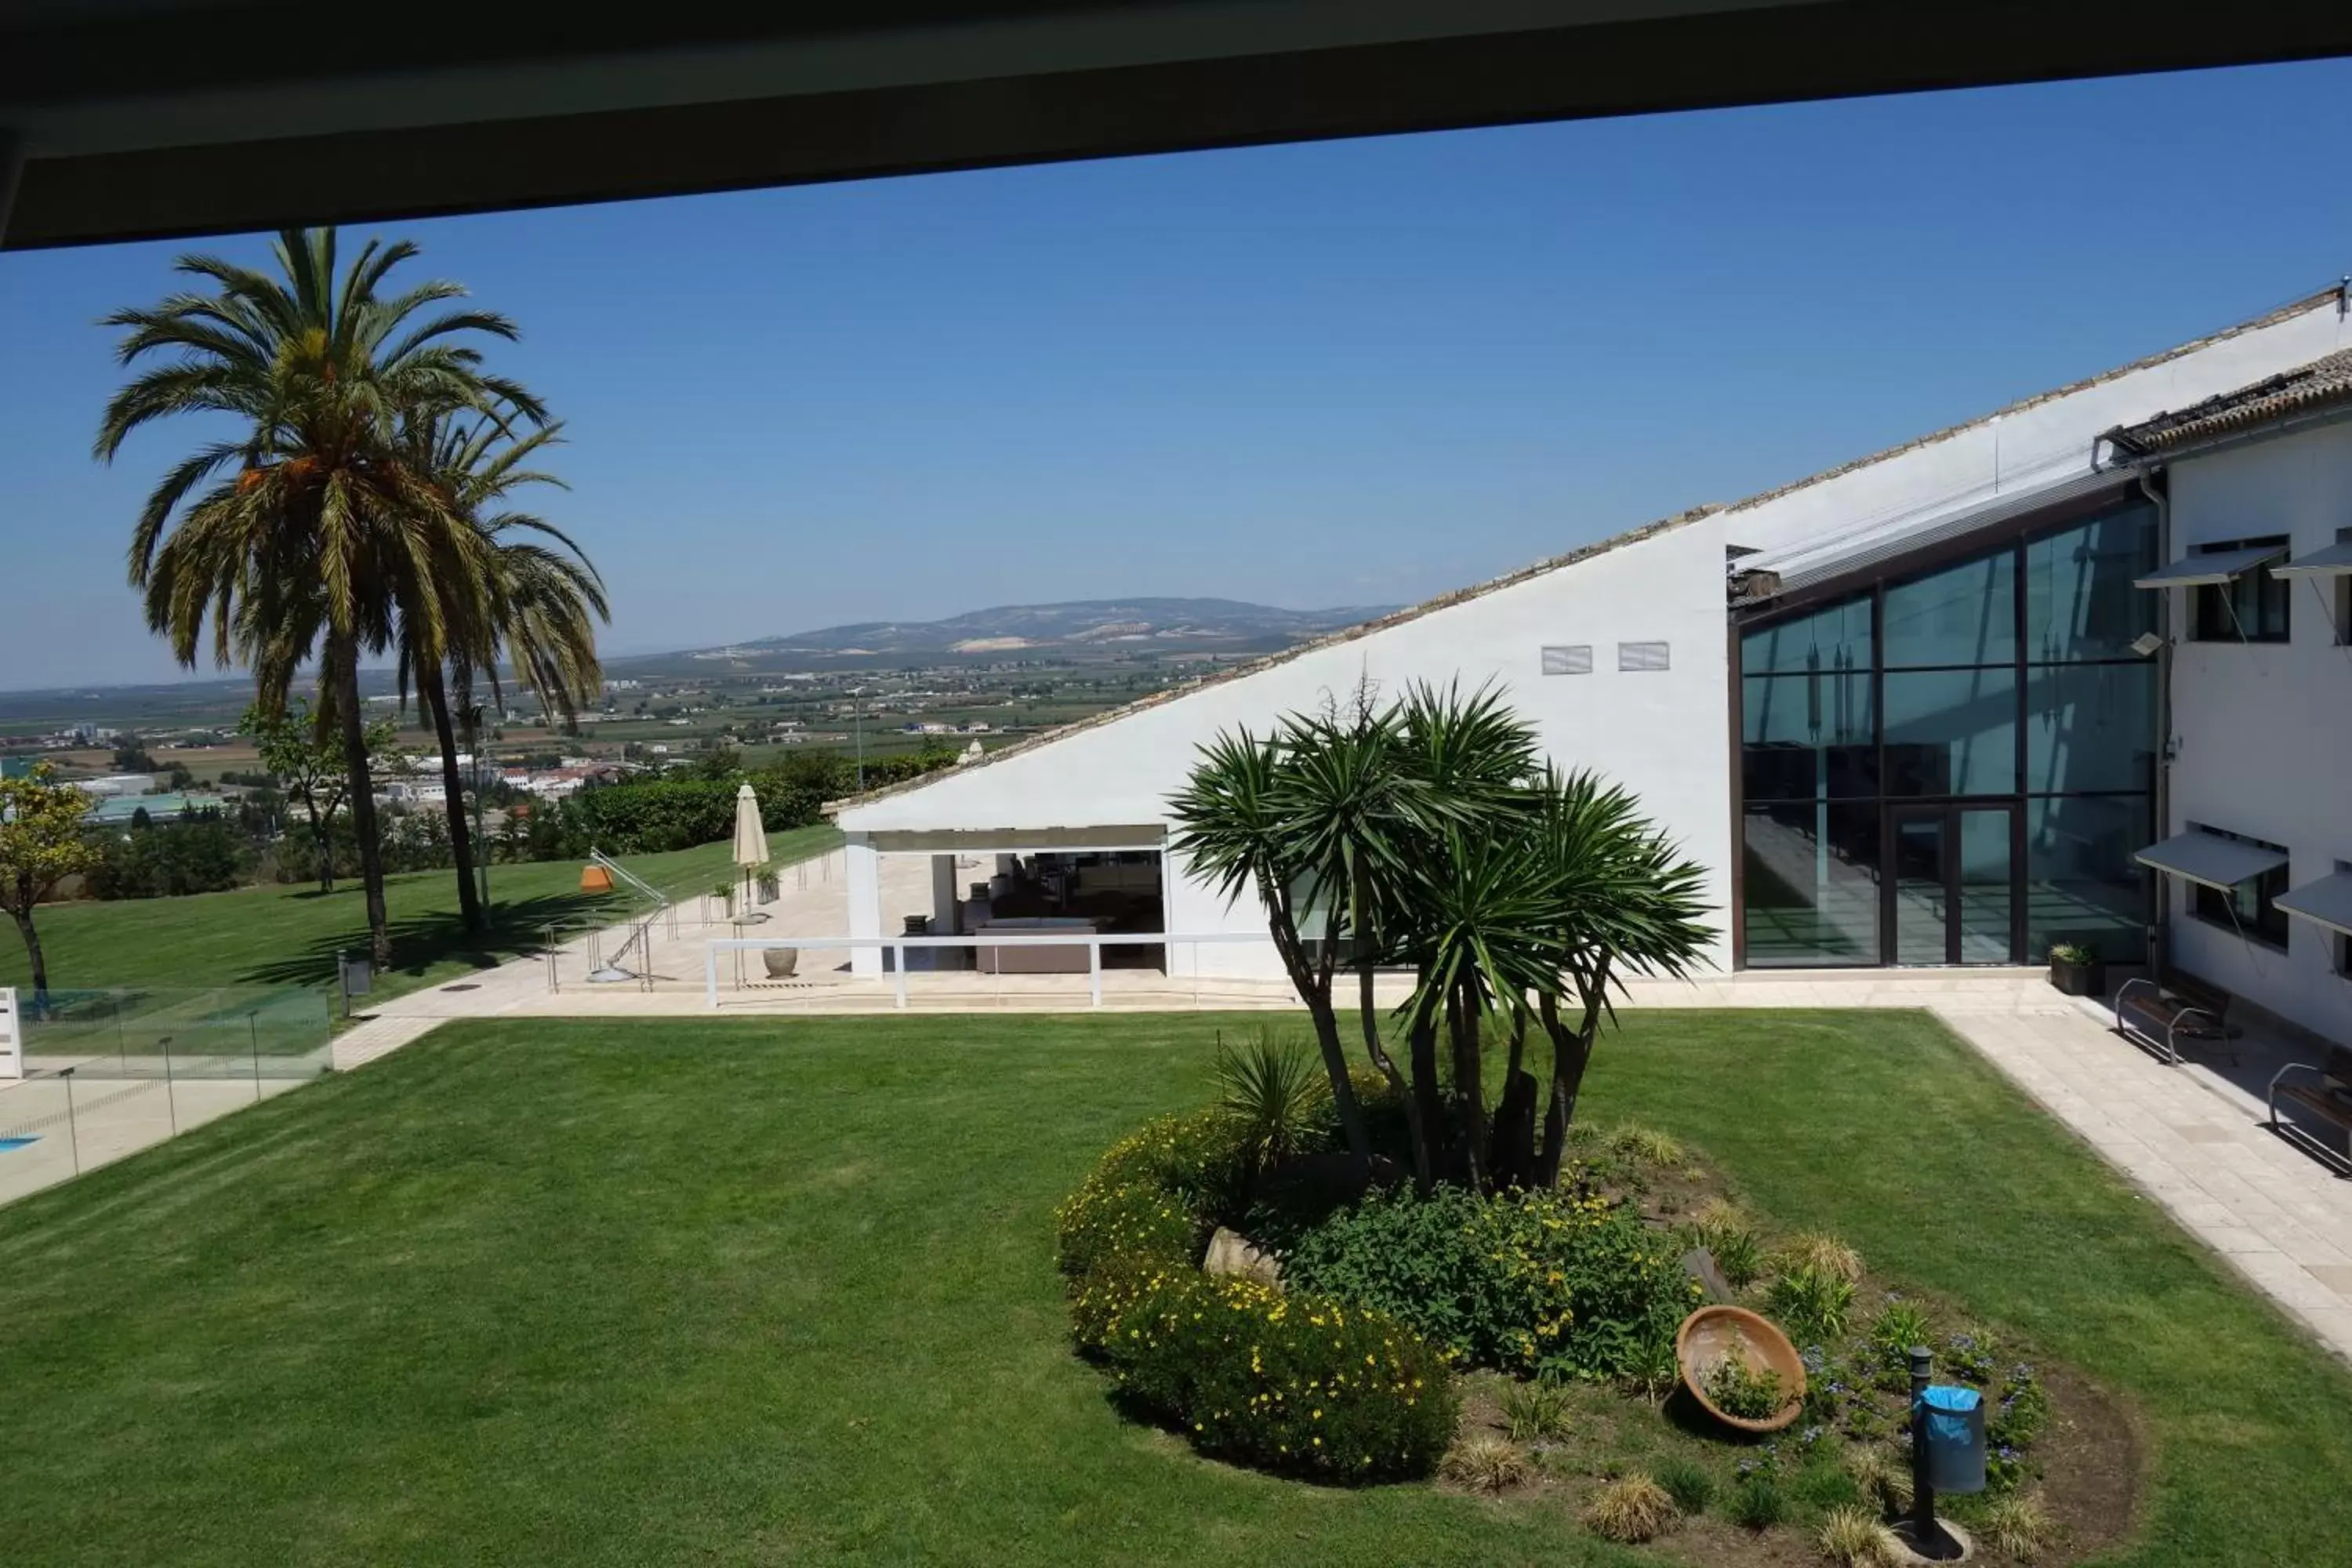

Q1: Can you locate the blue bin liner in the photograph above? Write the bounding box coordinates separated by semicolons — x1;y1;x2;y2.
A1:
1918;1385;1986;1494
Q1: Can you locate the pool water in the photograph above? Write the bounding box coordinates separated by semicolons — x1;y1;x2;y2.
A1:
0;1137;37;1153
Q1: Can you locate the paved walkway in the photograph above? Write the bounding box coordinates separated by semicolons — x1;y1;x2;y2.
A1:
1939;996;2352;1363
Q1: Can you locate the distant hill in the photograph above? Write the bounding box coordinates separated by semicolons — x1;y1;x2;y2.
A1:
666;598;1397;666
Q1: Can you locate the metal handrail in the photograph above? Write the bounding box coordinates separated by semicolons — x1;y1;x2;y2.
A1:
702;931;1268;1010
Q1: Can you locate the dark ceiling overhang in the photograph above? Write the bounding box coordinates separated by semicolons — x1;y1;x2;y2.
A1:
8;1;2352;250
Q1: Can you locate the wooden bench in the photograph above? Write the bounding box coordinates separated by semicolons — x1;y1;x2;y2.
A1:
2267;1045;2352;1176
2114;972;2241;1066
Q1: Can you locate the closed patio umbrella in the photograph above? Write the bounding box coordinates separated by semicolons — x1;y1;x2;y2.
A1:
733;782;770;908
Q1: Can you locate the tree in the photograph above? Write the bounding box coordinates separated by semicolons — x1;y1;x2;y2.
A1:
1167;727;1376;1173
96;227;540;967
240;700;396;894
1170;682;1711;1193
401;412;604;932
0;764;100;1013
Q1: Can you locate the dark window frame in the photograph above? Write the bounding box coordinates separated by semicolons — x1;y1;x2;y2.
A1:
1732;492;2159;969
2186;825;2291;950
2190;535;2291;644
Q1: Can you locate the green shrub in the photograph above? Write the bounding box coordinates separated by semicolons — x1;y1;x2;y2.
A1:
1766;1265;1856;1345
1098;1269;1456;1481
1870;1301;1933;1362
1654;1457;1715;1515
1702;1349;1784;1420
1682;1203;1765;1290
1058;1109;1455;1483
1283;1185;1698;1381
1212;1028;1331;1180
1497;1377;1573;1442
1727;1473;1788;1530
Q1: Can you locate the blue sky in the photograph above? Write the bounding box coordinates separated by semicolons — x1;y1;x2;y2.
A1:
8;59;2352;689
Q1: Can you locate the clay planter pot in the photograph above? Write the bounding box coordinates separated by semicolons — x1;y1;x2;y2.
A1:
1675;1305;1807;1434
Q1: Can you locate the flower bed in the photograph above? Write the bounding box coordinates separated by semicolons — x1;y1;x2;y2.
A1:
1055;1109;1457;1482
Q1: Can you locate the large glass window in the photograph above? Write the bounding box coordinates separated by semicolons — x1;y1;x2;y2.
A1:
2024;662;2156;796
1740;672;1875;800
1742;802;1880;967
1741;597;1872;675
1885;554;2016;668
2025;795;2149;964
2024;504;2157;661
1883;667;2017;796
1737;497;2158;967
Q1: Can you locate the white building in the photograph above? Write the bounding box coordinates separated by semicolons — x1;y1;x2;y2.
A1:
2102;350;2352;1046
833;284;2352;1051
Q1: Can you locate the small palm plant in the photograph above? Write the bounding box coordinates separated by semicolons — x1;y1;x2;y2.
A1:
1212;1027;1331;1189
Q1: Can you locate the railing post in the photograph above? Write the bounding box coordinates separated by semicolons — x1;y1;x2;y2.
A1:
162;1035;178;1137
1089;939;1102;1008
893;943;908;1009
62;1067;80;1175
705;946;720;1010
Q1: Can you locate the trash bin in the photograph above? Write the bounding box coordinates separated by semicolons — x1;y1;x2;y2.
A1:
1918;1385;1986;1494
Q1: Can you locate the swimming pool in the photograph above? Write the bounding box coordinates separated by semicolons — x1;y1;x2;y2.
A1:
0;1137;37;1153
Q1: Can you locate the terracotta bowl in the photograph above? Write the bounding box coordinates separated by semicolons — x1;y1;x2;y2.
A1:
1675;1305;1807;1433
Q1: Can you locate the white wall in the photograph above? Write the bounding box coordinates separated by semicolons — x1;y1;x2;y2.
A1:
1724;296;2350;572
2161;419;2352;1041
842;517;1736;975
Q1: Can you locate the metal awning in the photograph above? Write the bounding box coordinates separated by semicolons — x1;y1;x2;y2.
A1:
2133;543;2288;589
2134;831;2288;891
2278;870;2352;938
2270;539;2352;579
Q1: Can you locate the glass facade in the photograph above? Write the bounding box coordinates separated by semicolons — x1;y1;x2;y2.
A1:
1739;499;2158;967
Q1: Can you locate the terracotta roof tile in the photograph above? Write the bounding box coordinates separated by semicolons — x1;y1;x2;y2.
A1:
2105;346;2352;458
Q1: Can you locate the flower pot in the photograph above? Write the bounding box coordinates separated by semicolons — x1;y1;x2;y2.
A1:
762;947;799;979
2049;957;2103;997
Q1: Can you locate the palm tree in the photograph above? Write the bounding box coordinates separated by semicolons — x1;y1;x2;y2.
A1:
401;413;604;932
96;228;542;967
1524;768;1711;1186
1167;728;1375;1171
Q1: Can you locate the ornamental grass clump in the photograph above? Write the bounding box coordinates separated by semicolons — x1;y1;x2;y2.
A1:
1778;1231;1864;1283
1441;1435;1530;1495
1497;1377;1574;1443
1818;1504;1899;1566
1584;1474;1678;1543
1766;1264;1856;1344
1983;1490;2056;1559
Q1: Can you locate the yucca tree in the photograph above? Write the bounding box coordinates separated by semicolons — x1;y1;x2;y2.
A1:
96;228;542;967
1524;769;1711;1186
1167;728;1374;1171
1171;681;1711;1194
401;412;604;931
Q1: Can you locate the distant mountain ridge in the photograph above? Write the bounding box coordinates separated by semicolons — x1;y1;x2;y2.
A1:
734;598;1396;657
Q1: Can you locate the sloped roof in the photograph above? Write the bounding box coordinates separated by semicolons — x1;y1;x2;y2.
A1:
2103;347;2352;459
831;284;2344;818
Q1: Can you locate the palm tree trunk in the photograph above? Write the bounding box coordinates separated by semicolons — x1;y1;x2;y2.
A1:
417;660;484;934
1449;980;1487;1191
1262;873;1371;1173
331;638;392;970
1358;961;1432;1187
1534;975;1606;1189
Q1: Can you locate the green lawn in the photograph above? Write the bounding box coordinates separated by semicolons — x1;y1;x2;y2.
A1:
0;1011;2345;1566
0;825;841;1009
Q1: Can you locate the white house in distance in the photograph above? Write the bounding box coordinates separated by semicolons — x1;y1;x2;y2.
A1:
833;283;2352;1048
